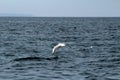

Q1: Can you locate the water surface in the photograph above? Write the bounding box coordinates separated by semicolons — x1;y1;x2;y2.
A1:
0;17;120;80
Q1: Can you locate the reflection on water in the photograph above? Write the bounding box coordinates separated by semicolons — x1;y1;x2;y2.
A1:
0;17;120;80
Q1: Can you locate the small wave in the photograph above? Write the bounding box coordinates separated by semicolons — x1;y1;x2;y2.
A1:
13;56;59;61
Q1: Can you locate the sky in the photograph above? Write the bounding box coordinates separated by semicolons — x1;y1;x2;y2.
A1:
0;0;120;17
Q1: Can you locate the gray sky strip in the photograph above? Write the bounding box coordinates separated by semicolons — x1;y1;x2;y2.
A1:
0;0;120;17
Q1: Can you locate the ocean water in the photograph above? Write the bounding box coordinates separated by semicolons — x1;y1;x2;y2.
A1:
0;17;120;80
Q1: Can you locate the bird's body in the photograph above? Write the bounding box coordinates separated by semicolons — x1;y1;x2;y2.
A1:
52;43;65;55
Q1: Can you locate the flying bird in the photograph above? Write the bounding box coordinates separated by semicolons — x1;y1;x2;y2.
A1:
52;43;65;55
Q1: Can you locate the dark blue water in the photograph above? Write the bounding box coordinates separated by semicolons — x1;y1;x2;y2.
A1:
0;17;120;80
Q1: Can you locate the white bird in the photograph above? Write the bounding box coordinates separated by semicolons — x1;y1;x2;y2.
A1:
52;43;65;55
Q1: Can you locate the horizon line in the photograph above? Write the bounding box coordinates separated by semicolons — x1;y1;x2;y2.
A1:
0;16;120;18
